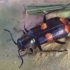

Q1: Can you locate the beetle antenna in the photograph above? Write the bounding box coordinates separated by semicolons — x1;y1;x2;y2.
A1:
18;50;23;68
64;3;70;9
24;11;29;33
4;29;17;45
24;23;29;32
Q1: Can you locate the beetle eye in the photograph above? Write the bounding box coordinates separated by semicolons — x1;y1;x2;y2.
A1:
17;39;25;50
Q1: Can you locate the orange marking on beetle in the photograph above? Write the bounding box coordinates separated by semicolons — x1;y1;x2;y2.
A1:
59;18;66;25
65;25;70;33
45;33;53;42
41;23;47;30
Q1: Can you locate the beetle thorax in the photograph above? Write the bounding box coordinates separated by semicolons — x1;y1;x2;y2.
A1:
25;39;35;48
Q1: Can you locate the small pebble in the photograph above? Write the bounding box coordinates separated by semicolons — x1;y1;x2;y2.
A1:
4;54;8;57
15;61;17;64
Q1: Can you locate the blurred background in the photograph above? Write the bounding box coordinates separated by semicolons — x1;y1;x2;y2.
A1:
0;0;70;70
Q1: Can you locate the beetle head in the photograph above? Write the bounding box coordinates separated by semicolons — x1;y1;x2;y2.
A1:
17;33;35;51
17;39;26;51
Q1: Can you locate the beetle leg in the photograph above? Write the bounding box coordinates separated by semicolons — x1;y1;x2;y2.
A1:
35;38;42;51
55;40;66;44
43;15;47;23
36;42;42;51
18;52;33;58
30;48;33;52
18;48;33;58
24;27;28;32
18;30;26;34
38;44;42;51
43;3;70;23
42;49;67;52
24;24;29;32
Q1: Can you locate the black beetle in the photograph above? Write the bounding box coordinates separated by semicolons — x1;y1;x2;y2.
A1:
4;3;70;68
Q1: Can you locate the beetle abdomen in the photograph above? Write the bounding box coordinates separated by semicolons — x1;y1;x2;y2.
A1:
38;24;68;44
29;17;70;44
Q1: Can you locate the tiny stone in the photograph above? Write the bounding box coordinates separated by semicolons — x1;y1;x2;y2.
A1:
4;54;8;57
15;61;17;64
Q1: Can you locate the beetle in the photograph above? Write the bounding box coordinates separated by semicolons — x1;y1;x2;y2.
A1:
4;3;70;68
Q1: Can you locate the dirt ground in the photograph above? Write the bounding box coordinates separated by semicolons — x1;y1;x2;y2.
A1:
0;0;70;70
